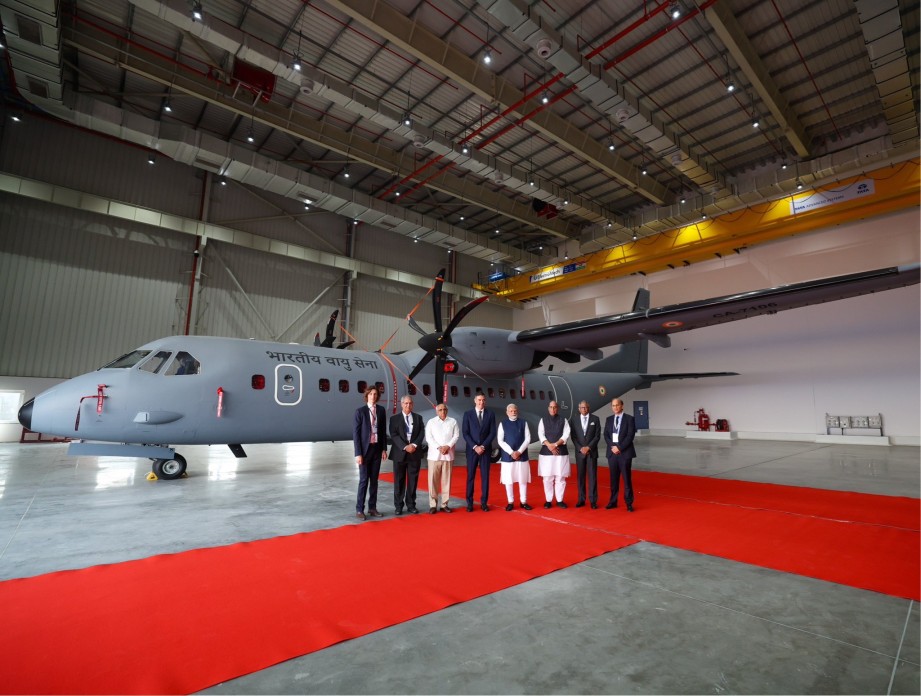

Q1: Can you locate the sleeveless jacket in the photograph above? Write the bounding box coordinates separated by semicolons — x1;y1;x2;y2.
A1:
500;418;526;462
539;414;568;456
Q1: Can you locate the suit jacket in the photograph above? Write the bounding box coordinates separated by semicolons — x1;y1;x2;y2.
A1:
462;408;497;455
569;414;601;459
353;403;389;456
604;412;636;460
389;411;425;462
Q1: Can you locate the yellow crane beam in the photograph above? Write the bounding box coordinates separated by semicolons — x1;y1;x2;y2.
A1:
478;160;920;302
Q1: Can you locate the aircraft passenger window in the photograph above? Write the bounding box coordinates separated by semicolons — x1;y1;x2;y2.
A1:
548;391;554;401
357;380;367;393
422;384;431;397
375;381;385;395
539;390;545;400
339;380;349;393
487;388;495;398
463;387;471;397
407;382;417;395
319;379;330;392
475;386;483;394
530;390;536;400
450;386;458;397
499;388;506;398
164;352;200;376
100;350;151;369
252;375;265;390
139;351;172;374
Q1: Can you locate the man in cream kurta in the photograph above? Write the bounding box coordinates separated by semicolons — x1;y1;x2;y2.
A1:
425;403;459;513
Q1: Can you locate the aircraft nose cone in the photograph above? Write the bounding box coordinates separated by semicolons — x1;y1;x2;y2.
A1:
18;398;34;430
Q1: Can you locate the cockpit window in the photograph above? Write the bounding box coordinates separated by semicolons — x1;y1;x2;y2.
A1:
138;351;173;374
164;352;201;376
100;350;151;370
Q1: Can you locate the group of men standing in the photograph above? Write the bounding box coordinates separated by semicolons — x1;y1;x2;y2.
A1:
352;387;637;519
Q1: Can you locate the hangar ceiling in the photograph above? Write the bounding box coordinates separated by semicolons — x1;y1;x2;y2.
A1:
0;0;918;275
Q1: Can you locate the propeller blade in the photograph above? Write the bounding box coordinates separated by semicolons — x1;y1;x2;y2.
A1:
407;315;427;336
407;352;435;382
313;332;320;347
432;268;445;333
320;310;339;348
443;296;488;336
434;355;445;405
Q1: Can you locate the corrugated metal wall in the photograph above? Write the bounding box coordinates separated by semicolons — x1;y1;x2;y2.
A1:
0;195;193;377
0;118;512;378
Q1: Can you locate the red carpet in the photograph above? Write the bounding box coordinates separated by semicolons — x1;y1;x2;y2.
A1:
389;464;920;600
0;512;634;695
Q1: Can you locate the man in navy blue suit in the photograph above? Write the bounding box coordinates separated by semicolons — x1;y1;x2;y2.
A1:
604;397;637;512
462;393;497;511
353;385;388;520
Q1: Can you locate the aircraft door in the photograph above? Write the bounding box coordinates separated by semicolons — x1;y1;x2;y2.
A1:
547;376;574;418
274;364;303;406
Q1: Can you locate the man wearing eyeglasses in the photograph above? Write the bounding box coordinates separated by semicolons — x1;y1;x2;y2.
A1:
425;403;459;514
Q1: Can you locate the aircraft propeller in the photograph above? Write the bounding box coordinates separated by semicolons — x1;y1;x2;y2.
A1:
406;268;487;402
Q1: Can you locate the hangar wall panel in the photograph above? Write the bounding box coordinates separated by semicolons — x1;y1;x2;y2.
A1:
1;118;202;221
0;194;193;377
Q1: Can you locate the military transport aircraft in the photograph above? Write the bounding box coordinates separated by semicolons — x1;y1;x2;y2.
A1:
18;263;919;479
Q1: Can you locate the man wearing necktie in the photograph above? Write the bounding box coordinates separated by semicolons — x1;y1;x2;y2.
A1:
570;400;602;508
462;393;497;511
353;385;388;520
604;397;637;512
389;395;426;515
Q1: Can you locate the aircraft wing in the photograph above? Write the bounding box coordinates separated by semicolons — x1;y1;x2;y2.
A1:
512;264;919;352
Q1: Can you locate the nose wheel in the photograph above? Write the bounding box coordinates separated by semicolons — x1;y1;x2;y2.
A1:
151;454;187;480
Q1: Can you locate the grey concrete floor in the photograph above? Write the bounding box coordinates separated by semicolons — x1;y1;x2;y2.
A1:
0;436;918;694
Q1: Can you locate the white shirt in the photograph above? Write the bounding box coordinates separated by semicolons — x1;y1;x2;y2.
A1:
425;416;460;461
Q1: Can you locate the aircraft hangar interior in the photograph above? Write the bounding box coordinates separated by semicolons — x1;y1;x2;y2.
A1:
0;0;918;694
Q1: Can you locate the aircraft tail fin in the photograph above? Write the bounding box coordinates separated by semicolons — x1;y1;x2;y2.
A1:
581;287;650;374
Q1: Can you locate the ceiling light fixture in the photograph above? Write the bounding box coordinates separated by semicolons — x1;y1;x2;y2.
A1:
11;114;22;123
669;1;682;20
483;48;492;65
796;180;804;190
292;55;302;72
191;1;203;21
402;113;412;128
608;138;615;152
541;91;549;105
163;98;172;113
147;153;155;165
342;166;350;179
246;129;255;143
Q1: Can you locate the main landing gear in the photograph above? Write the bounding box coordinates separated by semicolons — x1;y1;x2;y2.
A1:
150;453;187;480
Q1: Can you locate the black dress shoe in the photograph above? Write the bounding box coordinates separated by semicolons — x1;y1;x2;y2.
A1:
591;503;598;509
521;502;533;510
441;505;452;513
466;504;474;512
557;501;568;509
368;509;383;517
408;508;419;514
505;503;514;511
395;508;403;516
605;502;617;509
481;503;489;512
355;512;366;521
543;502;552;509
627;504;634;512
575;502;585;508
429;508;437;514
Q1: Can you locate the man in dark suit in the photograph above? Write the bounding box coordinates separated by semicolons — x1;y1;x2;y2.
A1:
389;395;425;515
462;393;497;511
570;400;601;508
603;397;637;512
353;385;388;520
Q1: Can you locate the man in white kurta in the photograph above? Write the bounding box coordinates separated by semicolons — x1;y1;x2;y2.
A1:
537;401;571;508
497;403;532;511
424;403;459;513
